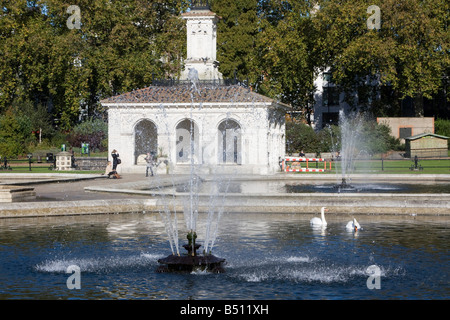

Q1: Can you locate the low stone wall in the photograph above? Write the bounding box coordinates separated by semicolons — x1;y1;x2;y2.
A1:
0;199;157;218
74;157;108;171
1;193;448;217
0;186;36;202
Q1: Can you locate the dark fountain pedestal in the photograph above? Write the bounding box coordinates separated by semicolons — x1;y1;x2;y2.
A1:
157;232;226;273
333;178;358;192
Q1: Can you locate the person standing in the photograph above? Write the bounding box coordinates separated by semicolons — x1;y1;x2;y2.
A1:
145;152;155;177
110;149;121;178
104;161;113;178
69;147;76;168
111;149;120;171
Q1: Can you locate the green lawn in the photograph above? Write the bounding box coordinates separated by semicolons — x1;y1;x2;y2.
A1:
2;157;449;175
286;158;450;174
0;159;104;174
0;150;107;174
329;159;450;174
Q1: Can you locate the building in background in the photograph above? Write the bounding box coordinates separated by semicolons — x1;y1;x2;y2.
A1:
101;2;287;175
377;117;435;143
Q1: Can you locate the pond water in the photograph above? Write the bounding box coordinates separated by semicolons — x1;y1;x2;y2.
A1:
0;212;448;300
148;180;450;194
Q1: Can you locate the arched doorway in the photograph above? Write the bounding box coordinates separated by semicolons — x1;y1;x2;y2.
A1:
176;119;199;163
134;119;157;165
218;119;241;164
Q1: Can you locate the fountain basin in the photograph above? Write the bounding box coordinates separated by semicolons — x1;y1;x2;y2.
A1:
0;188;448;217
0;174;448;217
157;253;226;273
157;231;226;273
2;212;448;300
82;175;450;215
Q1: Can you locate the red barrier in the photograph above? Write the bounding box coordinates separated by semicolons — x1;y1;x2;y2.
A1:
283;157;331;173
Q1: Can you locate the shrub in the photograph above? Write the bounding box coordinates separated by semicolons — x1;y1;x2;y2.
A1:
67;118;108;152
285;118;403;156
316;124;340;153
286;121;320;155
435;118;450;147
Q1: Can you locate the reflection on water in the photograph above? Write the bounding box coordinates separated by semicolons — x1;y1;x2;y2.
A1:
0;213;448;299
285;182;450;194
150;180;450;194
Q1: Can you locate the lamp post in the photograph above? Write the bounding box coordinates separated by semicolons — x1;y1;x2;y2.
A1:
27;153;33;171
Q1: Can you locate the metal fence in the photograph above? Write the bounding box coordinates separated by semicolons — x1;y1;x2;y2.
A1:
0;157;55;171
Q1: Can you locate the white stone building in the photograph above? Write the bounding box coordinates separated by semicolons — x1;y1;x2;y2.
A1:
100;4;287;175
181;6;223;81
312;68;353;129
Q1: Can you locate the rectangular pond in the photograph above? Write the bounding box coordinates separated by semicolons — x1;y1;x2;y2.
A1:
0;212;448;300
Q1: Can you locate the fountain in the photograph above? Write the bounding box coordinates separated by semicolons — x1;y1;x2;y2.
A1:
0;93;448;299
332;177;357;191
154;69;233;273
156;230;226;273
333;110;365;191
0;1;448;303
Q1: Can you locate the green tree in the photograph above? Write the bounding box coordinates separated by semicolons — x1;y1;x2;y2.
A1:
435;118;450;147
45;0;187;129
286;118;403;157
360;121;402;154
312;0;449;116
67;118;108;152
0;0;188;130
211;0;259;82
211;0;318;122
11;98;55;143
254;0;318;122
286;121;320;154
316;124;340;153
0;1;54;115
0;108;32;158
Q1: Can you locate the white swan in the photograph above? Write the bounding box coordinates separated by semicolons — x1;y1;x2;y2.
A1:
346;218;361;231
310;207;328;227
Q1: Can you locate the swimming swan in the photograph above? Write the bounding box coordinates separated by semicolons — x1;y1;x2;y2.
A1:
346;218;362;231
310;207;328;226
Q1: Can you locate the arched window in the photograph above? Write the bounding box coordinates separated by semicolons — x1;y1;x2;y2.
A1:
218;119;241;164
176;119;199;163
134;119;157;165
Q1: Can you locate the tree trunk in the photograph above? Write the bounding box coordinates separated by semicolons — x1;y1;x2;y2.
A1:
414;93;424;117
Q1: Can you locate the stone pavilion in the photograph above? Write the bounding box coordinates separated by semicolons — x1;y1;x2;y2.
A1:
100;2;287;175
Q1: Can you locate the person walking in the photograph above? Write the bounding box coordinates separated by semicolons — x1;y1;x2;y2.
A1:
145;152;155;177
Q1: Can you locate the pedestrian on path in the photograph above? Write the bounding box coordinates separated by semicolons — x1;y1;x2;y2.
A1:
145;152;155;177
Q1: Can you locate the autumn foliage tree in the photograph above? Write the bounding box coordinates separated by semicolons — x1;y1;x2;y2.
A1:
0;0;188;130
1;0;448;152
311;0;449;117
